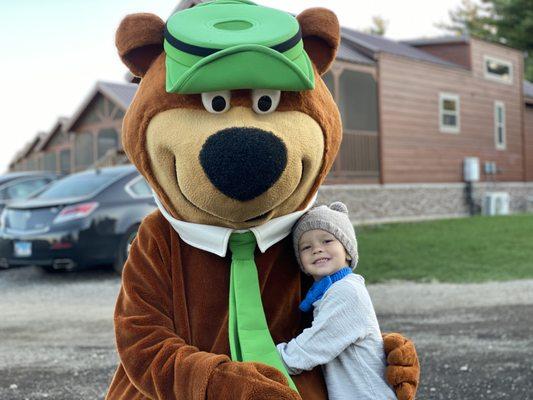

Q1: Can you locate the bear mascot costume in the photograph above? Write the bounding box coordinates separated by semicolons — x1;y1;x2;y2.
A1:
106;1;420;399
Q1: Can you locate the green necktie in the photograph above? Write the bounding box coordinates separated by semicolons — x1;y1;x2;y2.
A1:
228;232;298;392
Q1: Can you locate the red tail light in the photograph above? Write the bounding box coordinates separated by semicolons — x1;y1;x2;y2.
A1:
53;202;99;224
51;241;74;250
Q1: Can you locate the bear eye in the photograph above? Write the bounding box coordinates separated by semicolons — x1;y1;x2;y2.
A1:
251;89;280;114
201;91;231;113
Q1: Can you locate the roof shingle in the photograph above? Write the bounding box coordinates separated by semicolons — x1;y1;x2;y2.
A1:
340;27;465;69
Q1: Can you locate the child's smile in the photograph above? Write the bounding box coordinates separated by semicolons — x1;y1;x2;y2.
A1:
313;257;331;265
299;229;350;280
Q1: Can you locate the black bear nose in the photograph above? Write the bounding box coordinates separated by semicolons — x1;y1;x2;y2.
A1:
199;127;287;201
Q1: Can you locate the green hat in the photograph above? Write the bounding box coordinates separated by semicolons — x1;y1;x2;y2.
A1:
163;0;315;94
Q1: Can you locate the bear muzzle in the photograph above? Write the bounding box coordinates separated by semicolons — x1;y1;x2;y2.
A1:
199;127;288;201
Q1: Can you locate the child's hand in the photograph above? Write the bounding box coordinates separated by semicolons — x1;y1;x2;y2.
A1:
207;361;301;400
382;332;420;400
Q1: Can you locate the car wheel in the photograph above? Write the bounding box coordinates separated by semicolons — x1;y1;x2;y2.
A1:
113;224;139;275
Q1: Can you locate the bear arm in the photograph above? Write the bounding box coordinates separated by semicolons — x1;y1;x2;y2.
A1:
383;333;420;400
114;218;231;399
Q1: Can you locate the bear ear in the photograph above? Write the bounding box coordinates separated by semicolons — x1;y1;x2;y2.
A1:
115;13;165;78
297;8;340;75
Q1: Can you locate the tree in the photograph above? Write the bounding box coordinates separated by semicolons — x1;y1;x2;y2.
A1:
436;0;494;39
438;0;533;81
365;15;388;36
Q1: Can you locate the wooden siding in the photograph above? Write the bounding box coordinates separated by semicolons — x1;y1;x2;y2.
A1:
470;38;522;87
378;45;524;184
412;42;471;69
525;104;533;181
47;131;69;150
41;130;72;174
70;93;123;172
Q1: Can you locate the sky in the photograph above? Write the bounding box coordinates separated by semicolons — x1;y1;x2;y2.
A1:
0;0;463;173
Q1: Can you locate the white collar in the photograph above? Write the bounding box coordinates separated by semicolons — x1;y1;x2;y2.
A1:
154;193;316;257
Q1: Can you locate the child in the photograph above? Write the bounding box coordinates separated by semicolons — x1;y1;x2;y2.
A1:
277;202;396;400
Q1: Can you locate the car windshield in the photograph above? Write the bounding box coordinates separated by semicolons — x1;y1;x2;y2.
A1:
36;171;121;200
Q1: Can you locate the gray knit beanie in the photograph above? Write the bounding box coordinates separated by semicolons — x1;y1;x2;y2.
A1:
292;202;358;271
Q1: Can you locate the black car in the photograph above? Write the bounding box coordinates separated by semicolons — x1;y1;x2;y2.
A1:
0;171;59;214
0;165;156;273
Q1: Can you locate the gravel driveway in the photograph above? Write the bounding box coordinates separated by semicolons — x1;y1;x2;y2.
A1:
1;266;532;399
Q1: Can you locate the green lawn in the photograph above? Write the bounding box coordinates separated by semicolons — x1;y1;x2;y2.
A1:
355;214;533;283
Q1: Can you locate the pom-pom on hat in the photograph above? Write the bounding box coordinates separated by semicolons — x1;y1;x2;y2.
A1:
292;202;358;271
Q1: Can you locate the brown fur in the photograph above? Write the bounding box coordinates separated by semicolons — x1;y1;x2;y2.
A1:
121;52;342;226
115;13;165;77
115;11;342;224
107;211;328;399
108;7;419;400
297;8;340;75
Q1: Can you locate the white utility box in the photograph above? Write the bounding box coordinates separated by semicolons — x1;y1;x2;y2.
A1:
482;192;510;216
463;157;480;182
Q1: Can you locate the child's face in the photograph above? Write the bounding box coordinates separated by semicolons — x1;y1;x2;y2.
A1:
298;229;350;281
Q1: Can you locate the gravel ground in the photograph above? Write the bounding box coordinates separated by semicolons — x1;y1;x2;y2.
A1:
369;283;533;400
1;266;532;400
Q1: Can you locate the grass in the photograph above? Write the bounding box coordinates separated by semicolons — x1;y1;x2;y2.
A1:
355;214;533;283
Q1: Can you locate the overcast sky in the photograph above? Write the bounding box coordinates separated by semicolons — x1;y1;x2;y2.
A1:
0;0;463;173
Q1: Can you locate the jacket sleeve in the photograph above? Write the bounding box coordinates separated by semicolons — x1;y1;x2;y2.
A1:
113;217;230;400
277;279;375;373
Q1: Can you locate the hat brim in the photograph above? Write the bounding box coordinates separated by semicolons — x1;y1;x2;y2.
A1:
165;43;314;94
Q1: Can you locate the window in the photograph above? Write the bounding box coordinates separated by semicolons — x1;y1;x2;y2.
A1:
97;128;119;159
338;70;378;131
114;108;125;120
26;157;37;171
75;132;94;169
125;176;152;198
324;68;380;177
36;171;121;200
60;149;71;174
494;101;506;150
43;152;57;172
439;93;460;133
2;178;51;200
484;56;513;84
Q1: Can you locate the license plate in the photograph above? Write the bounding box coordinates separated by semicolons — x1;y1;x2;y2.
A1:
14;242;32;257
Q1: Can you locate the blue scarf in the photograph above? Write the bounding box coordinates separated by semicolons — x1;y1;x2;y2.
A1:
299;267;352;312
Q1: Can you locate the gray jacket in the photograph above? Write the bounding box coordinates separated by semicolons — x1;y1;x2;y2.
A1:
277;274;396;400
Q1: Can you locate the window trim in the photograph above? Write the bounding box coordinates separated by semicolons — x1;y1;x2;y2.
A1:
494;101;506;150
483;55;513;85
439;92;460;134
